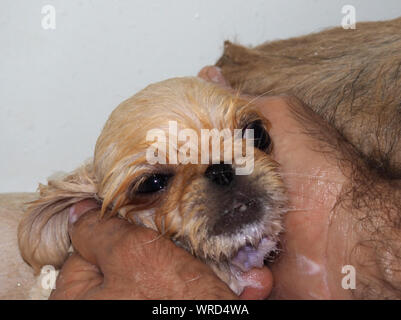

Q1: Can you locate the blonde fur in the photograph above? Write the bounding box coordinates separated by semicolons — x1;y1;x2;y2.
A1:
18;77;286;295
18;78;253;272
18;163;97;272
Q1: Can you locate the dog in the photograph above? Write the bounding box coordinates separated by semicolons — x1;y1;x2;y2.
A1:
18;77;287;295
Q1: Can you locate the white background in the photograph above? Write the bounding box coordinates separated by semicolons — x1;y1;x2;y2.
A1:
1;0;400;192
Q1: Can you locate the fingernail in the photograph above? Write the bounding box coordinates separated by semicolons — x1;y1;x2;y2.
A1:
207;66;224;84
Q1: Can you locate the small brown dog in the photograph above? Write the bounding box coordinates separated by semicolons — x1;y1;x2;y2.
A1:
18;77;287;295
217;17;401;179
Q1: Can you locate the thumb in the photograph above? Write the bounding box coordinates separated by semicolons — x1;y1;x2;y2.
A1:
239;266;274;300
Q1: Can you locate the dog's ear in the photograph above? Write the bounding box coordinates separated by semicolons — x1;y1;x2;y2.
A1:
18;163;98;273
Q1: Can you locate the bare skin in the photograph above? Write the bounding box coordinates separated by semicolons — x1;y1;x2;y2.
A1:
51;66;358;300
199;66;357;299
51;204;239;299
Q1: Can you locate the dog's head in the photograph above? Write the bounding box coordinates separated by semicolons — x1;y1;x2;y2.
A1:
19;77;286;293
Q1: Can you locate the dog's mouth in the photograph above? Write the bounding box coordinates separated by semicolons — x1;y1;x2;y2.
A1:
230;237;277;272
210;195;281;272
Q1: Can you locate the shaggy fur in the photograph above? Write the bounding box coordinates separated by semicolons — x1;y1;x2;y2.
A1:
216;17;401;179
18;77;287;295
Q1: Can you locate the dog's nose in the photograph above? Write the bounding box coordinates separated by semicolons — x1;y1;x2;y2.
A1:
205;163;234;186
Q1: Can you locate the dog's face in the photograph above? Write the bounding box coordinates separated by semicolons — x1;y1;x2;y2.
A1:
18;77;287;294
93;77;286;290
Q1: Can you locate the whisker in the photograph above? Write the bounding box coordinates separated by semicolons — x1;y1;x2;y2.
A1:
286;208;330;212
185;275;202;283
238;82;295;109
279;172;344;183
241;88;276;109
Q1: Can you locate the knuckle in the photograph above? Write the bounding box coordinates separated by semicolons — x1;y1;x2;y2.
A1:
111;226;162;261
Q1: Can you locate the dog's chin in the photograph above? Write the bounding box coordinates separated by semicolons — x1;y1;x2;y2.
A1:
209;219;281;273
207;226;280;296
230;236;277;272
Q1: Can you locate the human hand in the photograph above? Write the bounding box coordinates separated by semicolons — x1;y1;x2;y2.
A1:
50;200;272;300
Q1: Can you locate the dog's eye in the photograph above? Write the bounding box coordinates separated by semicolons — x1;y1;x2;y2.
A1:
242;120;272;152
136;174;172;194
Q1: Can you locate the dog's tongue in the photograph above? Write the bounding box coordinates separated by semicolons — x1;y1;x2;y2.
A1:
231;238;276;299
231;237;276;272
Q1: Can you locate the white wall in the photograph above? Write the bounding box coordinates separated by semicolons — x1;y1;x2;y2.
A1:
1;0;400;192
